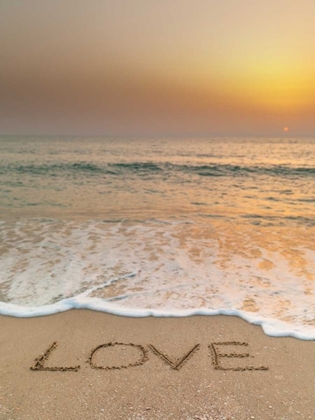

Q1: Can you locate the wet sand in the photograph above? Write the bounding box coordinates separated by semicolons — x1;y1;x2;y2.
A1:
0;310;314;419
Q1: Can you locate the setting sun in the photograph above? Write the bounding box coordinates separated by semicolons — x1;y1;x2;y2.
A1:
283;127;289;132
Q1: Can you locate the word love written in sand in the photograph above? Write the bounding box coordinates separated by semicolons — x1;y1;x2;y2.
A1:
30;341;269;372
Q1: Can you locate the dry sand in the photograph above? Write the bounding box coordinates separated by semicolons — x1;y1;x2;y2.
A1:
0;310;314;420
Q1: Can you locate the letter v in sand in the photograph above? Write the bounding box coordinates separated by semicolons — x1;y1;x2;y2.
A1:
148;344;200;370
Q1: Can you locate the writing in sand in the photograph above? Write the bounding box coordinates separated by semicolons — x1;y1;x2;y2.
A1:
30;341;269;372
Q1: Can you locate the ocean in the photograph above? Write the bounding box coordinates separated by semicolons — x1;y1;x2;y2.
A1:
0;136;314;339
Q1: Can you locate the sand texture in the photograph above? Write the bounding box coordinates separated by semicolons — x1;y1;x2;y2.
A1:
0;310;314;420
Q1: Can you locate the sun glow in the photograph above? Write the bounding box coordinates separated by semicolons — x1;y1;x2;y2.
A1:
191;51;315;115
228;61;315;113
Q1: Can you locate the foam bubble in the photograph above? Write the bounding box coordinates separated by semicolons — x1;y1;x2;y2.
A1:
0;218;315;340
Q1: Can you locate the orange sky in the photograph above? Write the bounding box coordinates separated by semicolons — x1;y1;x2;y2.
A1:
0;0;315;136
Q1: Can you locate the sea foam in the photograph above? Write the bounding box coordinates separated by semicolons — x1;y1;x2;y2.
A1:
1;218;314;340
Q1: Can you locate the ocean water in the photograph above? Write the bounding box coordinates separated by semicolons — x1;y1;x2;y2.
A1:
0;136;315;339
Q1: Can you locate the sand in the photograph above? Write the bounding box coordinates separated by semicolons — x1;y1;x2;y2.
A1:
0;310;314;420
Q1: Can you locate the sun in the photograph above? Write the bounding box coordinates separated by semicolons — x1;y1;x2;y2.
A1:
283;127;289;132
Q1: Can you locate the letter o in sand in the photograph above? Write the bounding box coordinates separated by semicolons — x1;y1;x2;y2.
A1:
88;342;148;370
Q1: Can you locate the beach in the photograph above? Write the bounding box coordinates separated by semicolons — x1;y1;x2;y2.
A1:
1;310;314;420
2;0;315;416
1;137;315;419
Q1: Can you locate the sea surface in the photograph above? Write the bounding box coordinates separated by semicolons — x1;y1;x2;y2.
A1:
0;136;315;339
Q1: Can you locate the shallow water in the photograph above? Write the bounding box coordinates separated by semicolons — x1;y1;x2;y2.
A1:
0;136;314;339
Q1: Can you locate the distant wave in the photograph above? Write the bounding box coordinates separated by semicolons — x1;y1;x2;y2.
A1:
178;164;315;177
110;162;162;172
4;162;113;176
2;161;315;178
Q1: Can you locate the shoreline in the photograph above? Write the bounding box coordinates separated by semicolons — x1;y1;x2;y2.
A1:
1;310;314;419
1;299;315;341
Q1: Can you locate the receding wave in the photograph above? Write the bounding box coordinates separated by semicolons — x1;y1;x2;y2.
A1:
1;218;315;339
1;161;315;178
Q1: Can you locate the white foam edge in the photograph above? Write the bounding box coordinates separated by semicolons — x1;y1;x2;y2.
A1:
1;271;314;341
1;297;314;341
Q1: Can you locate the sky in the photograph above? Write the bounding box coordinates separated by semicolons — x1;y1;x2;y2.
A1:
0;0;315;137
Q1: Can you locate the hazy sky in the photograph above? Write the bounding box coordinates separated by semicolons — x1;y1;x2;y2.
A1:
1;0;315;136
